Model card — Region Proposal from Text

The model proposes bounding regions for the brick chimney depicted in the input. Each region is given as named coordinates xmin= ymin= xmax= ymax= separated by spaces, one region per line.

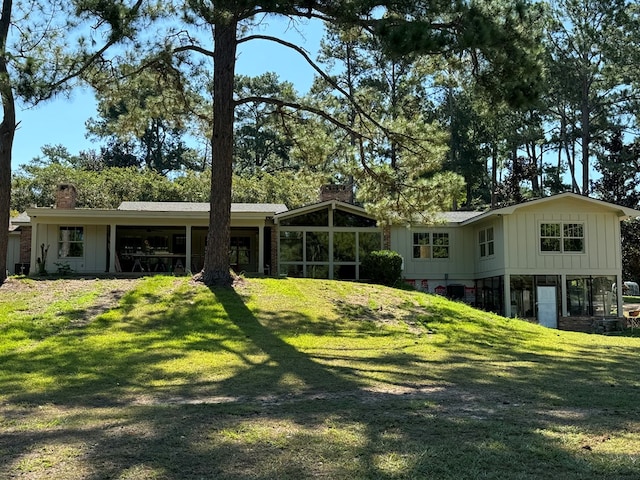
xmin=319 ymin=184 xmax=354 ymax=204
xmin=55 ymin=183 xmax=77 ymax=209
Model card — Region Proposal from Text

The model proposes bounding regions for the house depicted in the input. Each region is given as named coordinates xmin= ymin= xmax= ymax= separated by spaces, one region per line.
xmin=8 ymin=184 xmax=640 ymax=332
xmin=392 ymin=194 xmax=640 ymax=331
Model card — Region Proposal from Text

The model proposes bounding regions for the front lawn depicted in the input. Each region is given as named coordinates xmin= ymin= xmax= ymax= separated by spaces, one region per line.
xmin=1 ymin=276 xmax=639 ymax=479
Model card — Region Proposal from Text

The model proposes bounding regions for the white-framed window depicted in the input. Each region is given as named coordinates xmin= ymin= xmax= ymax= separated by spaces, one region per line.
xmin=412 ymin=232 xmax=449 ymax=259
xmin=479 ymin=227 xmax=494 ymax=258
xmin=540 ymin=222 xmax=584 ymax=253
xmin=59 ymin=226 xmax=84 ymax=258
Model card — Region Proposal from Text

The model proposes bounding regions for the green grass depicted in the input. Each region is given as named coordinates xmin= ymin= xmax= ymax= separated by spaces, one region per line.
xmin=1 ymin=276 xmax=640 ymax=479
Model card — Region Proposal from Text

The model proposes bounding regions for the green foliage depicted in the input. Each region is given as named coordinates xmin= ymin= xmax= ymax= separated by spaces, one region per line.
xmin=10 ymin=157 xmax=324 ymax=210
xmin=10 ymin=159 xmax=182 ymax=210
xmin=360 ymin=250 xmax=403 ymax=286
xmin=234 ymin=73 xmax=299 ymax=175
xmin=232 ymin=170 xmax=323 ymax=208
xmin=53 ymin=262 xmax=74 ymax=276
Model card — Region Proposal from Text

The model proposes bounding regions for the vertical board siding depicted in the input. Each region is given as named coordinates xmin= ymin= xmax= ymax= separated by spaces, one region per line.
xmin=503 ymin=208 xmax=620 ymax=273
xmin=40 ymin=224 xmax=107 ymax=273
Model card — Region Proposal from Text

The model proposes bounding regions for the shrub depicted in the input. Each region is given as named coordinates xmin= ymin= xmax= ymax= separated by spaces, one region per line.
xmin=361 ymin=250 xmax=403 ymax=286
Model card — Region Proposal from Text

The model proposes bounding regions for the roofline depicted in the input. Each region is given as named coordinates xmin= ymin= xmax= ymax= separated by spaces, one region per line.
xmin=24 ymin=207 xmax=278 ymax=222
xmin=460 ymin=193 xmax=640 ymax=225
xmin=273 ymin=200 xmax=372 ymax=223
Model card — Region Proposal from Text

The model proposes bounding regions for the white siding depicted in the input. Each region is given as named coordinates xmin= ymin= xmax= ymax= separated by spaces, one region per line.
xmin=502 ymin=199 xmax=621 ymax=274
xmin=393 ymin=225 xmax=475 ymax=283
xmin=37 ymin=224 xmax=108 ymax=274
xmin=6 ymin=234 xmax=21 ymax=275
xmin=473 ymin=219 xmax=505 ymax=277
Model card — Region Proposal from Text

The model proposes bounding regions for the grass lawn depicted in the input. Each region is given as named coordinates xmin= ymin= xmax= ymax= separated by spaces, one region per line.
xmin=1 ymin=276 xmax=640 ymax=479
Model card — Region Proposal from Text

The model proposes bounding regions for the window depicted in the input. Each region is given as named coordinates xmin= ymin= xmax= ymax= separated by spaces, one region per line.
xmin=59 ymin=226 xmax=84 ymax=258
xmin=230 ymin=236 xmax=251 ymax=268
xmin=412 ymin=232 xmax=449 ymax=259
xmin=279 ymin=209 xmax=328 ymax=227
xmin=540 ymin=222 xmax=584 ymax=253
xmin=333 ymin=210 xmax=377 ymax=227
xmin=433 ymin=233 xmax=450 ymax=258
xmin=479 ymin=227 xmax=494 ymax=258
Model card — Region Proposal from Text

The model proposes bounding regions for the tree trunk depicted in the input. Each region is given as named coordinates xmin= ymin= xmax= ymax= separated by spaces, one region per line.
xmin=0 ymin=0 xmax=15 ymax=285
xmin=581 ymin=78 xmax=590 ymax=196
xmin=197 ymin=15 xmax=238 ymax=286
xmin=490 ymin=143 xmax=497 ymax=208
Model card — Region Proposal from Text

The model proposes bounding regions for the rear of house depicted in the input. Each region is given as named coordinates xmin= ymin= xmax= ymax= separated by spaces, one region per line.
xmin=398 ymin=194 xmax=640 ymax=331
xmin=7 ymin=186 xmax=639 ymax=332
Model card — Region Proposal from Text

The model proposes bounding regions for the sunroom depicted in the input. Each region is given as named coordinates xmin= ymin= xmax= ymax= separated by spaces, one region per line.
xmin=274 ymin=200 xmax=383 ymax=280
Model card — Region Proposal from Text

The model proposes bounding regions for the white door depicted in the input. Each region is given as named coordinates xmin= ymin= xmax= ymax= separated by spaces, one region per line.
xmin=537 ymin=286 xmax=558 ymax=328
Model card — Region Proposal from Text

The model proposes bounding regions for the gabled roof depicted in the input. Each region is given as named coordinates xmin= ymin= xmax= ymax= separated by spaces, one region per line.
xmin=8 ymin=212 xmax=30 ymax=231
xmin=118 ymin=201 xmax=288 ymax=214
xmin=460 ymin=192 xmax=640 ymax=225
xmin=274 ymin=199 xmax=372 ymax=223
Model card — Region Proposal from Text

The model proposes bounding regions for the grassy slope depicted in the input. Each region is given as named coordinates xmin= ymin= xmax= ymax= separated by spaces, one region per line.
xmin=1 ymin=276 xmax=639 ymax=479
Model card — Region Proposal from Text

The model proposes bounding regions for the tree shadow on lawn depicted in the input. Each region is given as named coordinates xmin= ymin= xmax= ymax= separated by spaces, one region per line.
xmin=1 ymin=284 xmax=640 ymax=478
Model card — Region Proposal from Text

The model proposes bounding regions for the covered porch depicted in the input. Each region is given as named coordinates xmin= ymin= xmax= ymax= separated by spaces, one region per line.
xmin=25 ymin=202 xmax=285 ymax=277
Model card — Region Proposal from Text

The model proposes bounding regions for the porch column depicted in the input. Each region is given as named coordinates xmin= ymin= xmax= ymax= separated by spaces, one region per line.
xmin=185 ymin=225 xmax=192 ymax=273
xmin=560 ymin=274 xmax=567 ymax=317
xmin=109 ymin=224 xmax=117 ymax=273
xmin=616 ymin=272 xmax=624 ymax=319
xmin=504 ymin=274 xmax=512 ymax=318
xmin=258 ymin=225 xmax=264 ymax=275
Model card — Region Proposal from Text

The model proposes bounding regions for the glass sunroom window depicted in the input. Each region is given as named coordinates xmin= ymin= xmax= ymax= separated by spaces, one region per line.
xmin=280 ymin=231 xmax=303 ymax=262
xmin=333 ymin=232 xmax=356 ymax=262
xmin=306 ymin=232 xmax=329 ymax=262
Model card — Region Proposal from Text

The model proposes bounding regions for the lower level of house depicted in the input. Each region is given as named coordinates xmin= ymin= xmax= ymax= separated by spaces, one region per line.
xmin=402 ymin=273 xmax=620 ymax=333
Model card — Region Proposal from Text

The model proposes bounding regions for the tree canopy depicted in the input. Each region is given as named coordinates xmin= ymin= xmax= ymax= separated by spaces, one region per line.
xmin=10 ymin=1 xmax=640 ymax=284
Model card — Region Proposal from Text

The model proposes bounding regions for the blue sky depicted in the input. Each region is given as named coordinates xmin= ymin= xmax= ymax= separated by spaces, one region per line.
xmin=11 ymin=17 xmax=325 ymax=170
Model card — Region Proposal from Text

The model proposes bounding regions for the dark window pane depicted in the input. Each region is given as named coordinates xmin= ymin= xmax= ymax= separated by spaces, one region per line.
xmin=334 ymin=210 xmax=377 ymax=227
xmin=413 ymin=233 xmax=430 ymax=245
xmin=334 ymin=232 xmax=356 ymax=261
xmin=433 ymin=246 xmax=449 ymax=258
xmin=308 ymin=265 xmax=329 ymax=279
xmin=359 ymin=232 xmax=381 ymax=258
xmin=306 ymin=232 xmax=329 ymax=262
xmin=334 ymin=264 xmax=356 ymax=280
xmin=564 ymin=238 xmax=584 ymax=252
xmin=541 ymin=238 xmax=561 ymax=252
xmin=280 ymin=209 xmax=329 ymax=226
xmin=541 ymin=223 xmax=560 ymax=237
xmin=280 ymin=231 xmax=303 ymax=261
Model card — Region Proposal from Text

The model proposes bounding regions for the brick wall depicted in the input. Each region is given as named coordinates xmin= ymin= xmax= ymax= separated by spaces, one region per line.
xmin=558 ymin=316 xmax=594 ymax=333
xmin=559 ymin=316 xmax=624 ymax=333
xmin=319 ymin=184 xmax=353 ymax=204
xmin=268 ymin=219 xmax=278 ymax=276
xmin=55 ymin=184 xmax=77 ymax=209
xmin=19 ymin=226 xmax=31 ymax=263
xmin=383 ymin=226 xmax=391 ymax=250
